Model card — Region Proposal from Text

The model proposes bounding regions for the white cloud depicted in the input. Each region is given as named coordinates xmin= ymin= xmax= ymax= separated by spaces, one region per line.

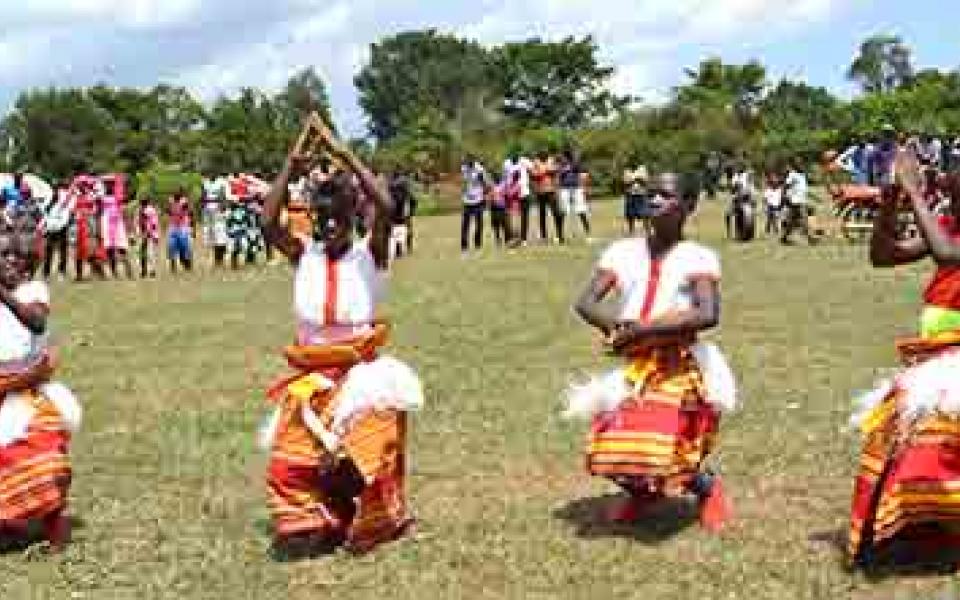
xmin=175 ymin=2 xmax=355 ymax=106
xmin=679 ymin=0 xmax=840 ymax=40
xmin=1 ymin=0 xmax=859 ymax=136
xmin=289 ymin=2 xmax=352 ymax=43
xmin=1 ymin=0 xmax=202 ymax=29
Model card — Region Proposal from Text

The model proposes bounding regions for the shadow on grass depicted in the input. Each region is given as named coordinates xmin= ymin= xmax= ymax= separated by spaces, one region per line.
xmin=268 ymin=538 xmax=341 ymax=563
xmin=0 ymin=515 xmax=87 ymax=554
xmin=858 ymin=541 xmax=960 ymax=582
xmin=809 ymin=528 xmax=960 ymax=581
xmin=554 ymin=494 xmax=696 ymax=543
xmin=254 ymin=517 xmax=342 ymax=564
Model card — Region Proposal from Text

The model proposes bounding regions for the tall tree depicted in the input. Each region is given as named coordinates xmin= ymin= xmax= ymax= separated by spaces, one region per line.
xmin=491 ymin=36 xmax=623 ymax=128
xmin=760 ymin=79 xmax=842 ymax=132
xmin=275 ymin=67 xmax=334 ymax=131
xmin=677 ymin=58 xmax=767 ymax=116
xmin=355 ymin=29 xmax=496 ymax=140
xmin=847 ymin=34 xmax=914 ymax=94
xmin=4 ymin=88 xmax=116 ymax=179
xmin=86 ymin=84 xmax=205 ymax=173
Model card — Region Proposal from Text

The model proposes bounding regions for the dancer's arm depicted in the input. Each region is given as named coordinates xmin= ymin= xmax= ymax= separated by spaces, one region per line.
xmin=264 ymin=144 xmax=312 ymax=263
xmin=869 ymin=186 xmax=926 ymax=267
xmin=606 ymin=278 xmax=720 ymax=352
xmin=574 ymin=270 xmax=619 ymax=336
xmin=0 ymin=287 xmax=47 ymax=335
xmin=325 ymin=135 xmax=393 ymax=270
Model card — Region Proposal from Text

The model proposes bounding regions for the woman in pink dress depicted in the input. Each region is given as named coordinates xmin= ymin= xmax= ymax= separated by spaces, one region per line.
xmin=100 ymin=192 xmax=132 ymax=279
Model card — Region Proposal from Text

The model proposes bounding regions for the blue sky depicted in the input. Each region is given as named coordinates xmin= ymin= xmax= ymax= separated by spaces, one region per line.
xmin=0 ymin=0 xmax=955 ymax=137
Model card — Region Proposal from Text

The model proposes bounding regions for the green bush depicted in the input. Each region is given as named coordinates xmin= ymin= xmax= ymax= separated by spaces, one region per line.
xmin=133 ymin=163 xmax=202 ymax=210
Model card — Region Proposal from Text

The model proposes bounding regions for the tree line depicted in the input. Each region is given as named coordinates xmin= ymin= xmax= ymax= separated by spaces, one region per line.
xmin=2 ymin=31 xmax=959 ymax=199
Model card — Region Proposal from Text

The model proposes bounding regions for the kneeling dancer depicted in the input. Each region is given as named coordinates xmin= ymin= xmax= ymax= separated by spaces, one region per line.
xmin=849 ymin=163 xmax=960 ymax=565
xmin=260 ymin=115 xmax=423 ymax=555
xmin=0 ymin=224 xmax=80 ymax=550
xmin=565 ymin=173 xmax=736 ymax=531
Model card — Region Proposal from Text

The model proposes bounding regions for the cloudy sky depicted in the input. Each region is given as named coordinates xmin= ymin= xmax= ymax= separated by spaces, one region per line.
xmin=0 ymin=0 xmax=955 ymax=136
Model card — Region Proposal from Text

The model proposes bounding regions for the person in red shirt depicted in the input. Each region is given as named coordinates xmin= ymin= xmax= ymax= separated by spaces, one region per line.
xmin=229 ymin=173 xmax=250 ymax=203
xmin=167 ymin=188 xmax=194 ymax=273
xmin=71 ymin=178 xmax=106 ymax=282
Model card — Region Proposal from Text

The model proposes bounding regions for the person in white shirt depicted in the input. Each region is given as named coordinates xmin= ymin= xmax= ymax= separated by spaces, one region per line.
xmin=461 ymin=156 xmax=488 ymax=252
xmin=201 ymin=175 xmax=228 ymax=248
xmin=762 ymin=172 xmax=783 ymax=236
xmin=40 ymin=182 xmax=75 ymax=280
xmin=925 ymin=135 xmax=943 ymax=169
xmin=781 ymin=161 xmax=816 ymax=245
xmin=726 ymin=165 xmax=753 ymax=239
xmin=503 ymin=154 xmax=534 ymax=245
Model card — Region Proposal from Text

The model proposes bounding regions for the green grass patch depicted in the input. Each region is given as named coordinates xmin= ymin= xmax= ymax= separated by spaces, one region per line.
xmin=2 ymin=197 xmax=956 ymax=599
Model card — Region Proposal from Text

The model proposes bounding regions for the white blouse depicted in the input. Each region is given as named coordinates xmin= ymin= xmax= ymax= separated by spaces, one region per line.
xmin=597 ymin=238 xmax=720 ymax=323
xmin=294 ymin=240 xmax=385 ymax=345
xmin=0 ymin=281 xmax=49 ymax=367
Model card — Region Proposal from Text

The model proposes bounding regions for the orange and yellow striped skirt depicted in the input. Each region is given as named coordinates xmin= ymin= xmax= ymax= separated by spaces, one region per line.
xmin=0 ymin=389 xmax=72 ymax=523
xmin=266 ymin=360 xmax=411 ymax=552
xmin=849 ymin=392 xmax=960 ymax=560
xmin=586 ymin=346 xmax=720 ymax=496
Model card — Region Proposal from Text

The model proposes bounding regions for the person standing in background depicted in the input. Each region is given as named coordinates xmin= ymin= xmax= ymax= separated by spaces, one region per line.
xmin=388 ymin=170 xmax=416 ymax=258
xmin=40 ymin=182 xmax=74 ymax=281
xmin=72 ymin=178 xmax=105 ymax=282
xmin=137 ymin=198 xmax=161 ymax=278
xmin=762 ymin=172 xmax=783 ymax=237
xmin=226 ymin=196 xmax=258 ymax=269
xmin=503 ymin=153 xmax=534 ymax=245
xmin=461 ymin=156 xmax=487 ymax=253
xmin=623 ymin=163 xmax=650 ymax=235
xmin=211 ymin=199 xmax=229 ymax=268
xmin=780 ymin=160 xmax=816 ymax=245
xmin=491 ymin=171 xmax=520 ymax=248
xmin=228 ymin=173 xmax=250 ymax=206
xmin=489 ymin=174 xmax=510 ymax=247
xmin=201 ymin=175 xmax=227 ymax=254
xmin=558 ymin=150 xmax=591 ymax=243
xmin=99 ymin=183 xmax=133 ymax=280
xmin=532 ymin=152 xmax=563 ymax=244
xmin=167 ymin=188 xmax=194 ymax=273
xmin=872 ymin=125 xmax=899 ymax=186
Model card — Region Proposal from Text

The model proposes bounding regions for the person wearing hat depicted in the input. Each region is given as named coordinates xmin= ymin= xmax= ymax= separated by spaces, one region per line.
xmin=563 ymin=172 xmax=736 ymax=532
